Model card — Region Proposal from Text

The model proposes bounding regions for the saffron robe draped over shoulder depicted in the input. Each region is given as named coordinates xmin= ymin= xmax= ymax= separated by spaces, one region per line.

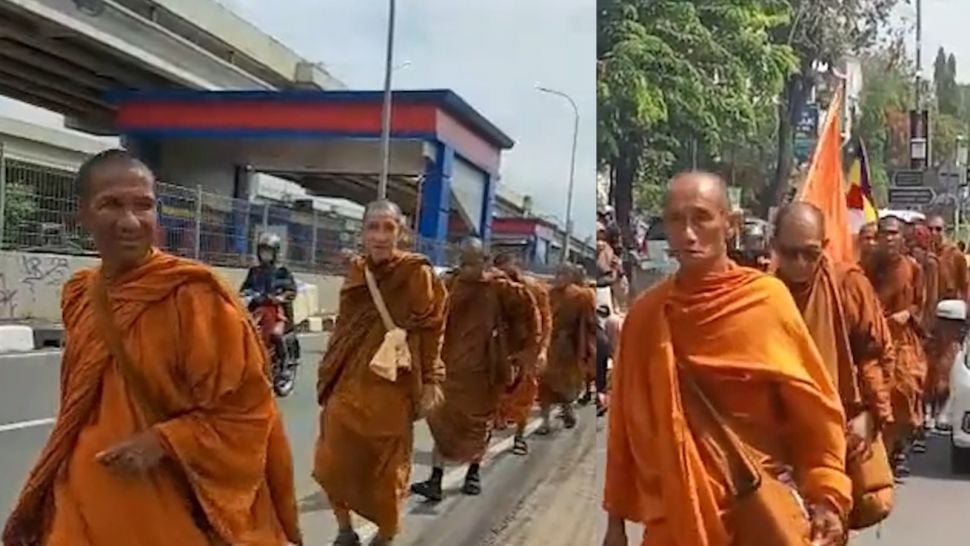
xmin=864 ymin=256 xmax=927 ymax=438
xmin=538 ymin=284 xmax=596 ymax=405
xmin=313 ymin=252 xmax=446 ymax=535
xmin=937 ymin=242 xmax=969 ymax=301
xmin=782 ymin=258 xmax=894 ymax=426
xmin=604 ymin=264 xmax=850 ymax=546
xmin=428 ymin=271 xmax=539 ymax=462
xmin=496 ymin=275 xmax=551 ymax=426
xmin=3 ymin=250 xmax=301 ymax=546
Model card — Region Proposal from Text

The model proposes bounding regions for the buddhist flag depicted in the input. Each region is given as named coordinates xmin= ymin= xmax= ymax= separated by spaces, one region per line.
xmin=845 ymin=139 xmax=879 ymax=233
xmin=797 ymin=87 xmax=855 ymax=264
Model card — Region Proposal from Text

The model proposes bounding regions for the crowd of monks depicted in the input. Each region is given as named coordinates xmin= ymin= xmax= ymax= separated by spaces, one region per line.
xmin=603 ymin=170 xmax=969 ymax=546
xmin=1 ymin=149 xmax=597 ymax=546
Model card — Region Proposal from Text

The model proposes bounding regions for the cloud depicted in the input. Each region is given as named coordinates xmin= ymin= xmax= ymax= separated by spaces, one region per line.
xmin=229 ymin=0 xmax=596 ymax=236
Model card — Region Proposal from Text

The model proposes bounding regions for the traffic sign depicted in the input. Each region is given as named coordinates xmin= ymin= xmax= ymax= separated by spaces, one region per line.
xmin=893 ymin=170 xmax=925 ymax=187
xmin=888 ymin=187 xmax=935 ymax=206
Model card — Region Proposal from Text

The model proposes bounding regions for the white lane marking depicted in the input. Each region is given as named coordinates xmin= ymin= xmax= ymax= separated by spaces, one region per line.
xmin=357 ymin=417 xmax=544 ymax=541
xmin=0 ymin=417 xmax=55 ymax=433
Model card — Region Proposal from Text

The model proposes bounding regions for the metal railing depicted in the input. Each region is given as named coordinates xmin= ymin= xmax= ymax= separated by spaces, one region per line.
xmin=0 ymin=152 xmax=562 ymax=276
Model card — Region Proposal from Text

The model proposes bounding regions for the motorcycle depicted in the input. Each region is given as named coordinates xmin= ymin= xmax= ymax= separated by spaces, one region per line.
xmin=240 ymin=288 xmax=300 ymax=397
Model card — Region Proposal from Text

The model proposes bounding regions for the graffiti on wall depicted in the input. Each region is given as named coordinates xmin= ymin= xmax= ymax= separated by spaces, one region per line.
xmin=0 ymin=255 xmax=72 ymax=319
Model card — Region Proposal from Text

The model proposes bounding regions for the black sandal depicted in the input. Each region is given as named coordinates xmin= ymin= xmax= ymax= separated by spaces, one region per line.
xmin=333 ymin=529 xmax=361 ymax=546
xmin=512 ymin=436 xmax=528 ymax=455
xmin=462 ymin=471 xmax=482 ymax=495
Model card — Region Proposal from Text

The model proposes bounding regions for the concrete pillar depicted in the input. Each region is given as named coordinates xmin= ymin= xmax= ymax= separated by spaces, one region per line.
xmin=480 ymin=171 xmax=497 ymax=250
xmin=418 ymin=143 xmax=453 ymax=265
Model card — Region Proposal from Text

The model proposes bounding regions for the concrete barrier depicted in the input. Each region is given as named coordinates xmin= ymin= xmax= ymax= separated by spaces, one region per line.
xmin=0 ymin=250 xmax=343 ymax=323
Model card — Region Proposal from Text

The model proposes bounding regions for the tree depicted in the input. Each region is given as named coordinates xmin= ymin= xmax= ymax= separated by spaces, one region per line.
xmin=598 ymin=0 xmax=795 ymax=243
xmin=765 ymin=0 xmax=901 ymax=214
xmin=934 ymin=47 xmax=960 ymax=116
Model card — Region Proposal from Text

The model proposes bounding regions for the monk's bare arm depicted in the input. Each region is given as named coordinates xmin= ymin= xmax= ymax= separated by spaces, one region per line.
xmin=911 ymin=260 xmax=925 ymax=323
xmin=409 ymin=265 xmax=447 ymax=386
xmin=536 ymin=286 xmax=553 ymax=351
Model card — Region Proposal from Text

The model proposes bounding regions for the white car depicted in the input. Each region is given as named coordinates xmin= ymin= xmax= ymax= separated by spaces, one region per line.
xmin=949 ymin=335 xmax=970 ymax=474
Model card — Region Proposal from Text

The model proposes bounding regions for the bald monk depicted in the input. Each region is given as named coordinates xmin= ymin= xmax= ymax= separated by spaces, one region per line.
xmin=928 ymin=214 xmax=969 ymax=302
xmin=410 ymin=240 xmax=539 ymax=501
xmin=773 ymin=203 xmax=895 ymax=528
xmin=536 ymin=264 xmax=596 ymax=434
xmin=314 ymin=200 xmax=447 ymax=546
xmin=603 ymin=172 xmax=849 ymax=546
xmin=493 ymin=252 xmax=552 ymax=455
xmin=863 ymin=216 xmax=927 ymax=478
xmin=3 ymin=150 xmax=301 ymax=546
xmin=857 ymin=222 xmax=878 ymax=264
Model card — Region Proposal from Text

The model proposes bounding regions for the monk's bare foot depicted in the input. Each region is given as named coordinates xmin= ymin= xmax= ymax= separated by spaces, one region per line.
xmin=461 ymin=465 xmax=482 ymax=495
xmin=410 ymin=477 xmax=443 ymax=502
xmin=333 ymin=528 xmax=361 ymax=546
xmin=561 ymin=405 xmax=577 ymax=429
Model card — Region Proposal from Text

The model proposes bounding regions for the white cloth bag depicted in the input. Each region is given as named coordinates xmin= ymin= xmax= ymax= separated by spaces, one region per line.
xmin=364 ymin=266 xmax=412 ymax=382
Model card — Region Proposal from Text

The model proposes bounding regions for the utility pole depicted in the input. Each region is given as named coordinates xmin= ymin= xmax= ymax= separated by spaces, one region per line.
xmin=536 ymin=86 xmax=579 ymax=264
xmin=377 ymin=0 xmax=396 ymax=200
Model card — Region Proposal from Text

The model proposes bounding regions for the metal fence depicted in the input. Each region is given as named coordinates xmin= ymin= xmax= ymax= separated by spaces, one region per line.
xmin=0 ymin=152 xmax=566 ymax=276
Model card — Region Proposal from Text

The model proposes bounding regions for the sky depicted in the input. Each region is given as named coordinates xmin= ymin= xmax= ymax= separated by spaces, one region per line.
xmin=899 ymin=0 xmax=970 ymax=82
xmin=0 ymin=0 xmax=596 ymax=238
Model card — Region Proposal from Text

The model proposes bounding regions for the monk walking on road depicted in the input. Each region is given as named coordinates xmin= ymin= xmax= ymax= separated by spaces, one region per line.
xmin=773 ymin=202 xmax=896 ymax=530
xmin=603 ymin=172 xmax=849 ymax=546
xmin=314 ymin=200 xmax=448 ymax=546
xmin=492 ymin=252 xmax=552 ymax=456
xmin=411 ymin=240 xmax=539 ymax=501
xmin=863 ymin=215 xmax=927 ymax=478
xmin=536 ymin=264 xmax=596 ymax=435
xmin=3 ymin=150 xmax=302 ymax=546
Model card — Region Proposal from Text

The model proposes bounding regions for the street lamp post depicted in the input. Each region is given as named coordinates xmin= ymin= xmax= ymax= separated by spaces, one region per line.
xmin=536 ymin=86 xmax=579 ymax=264
xmin=377 ymin=0 xmax=397 ymax=201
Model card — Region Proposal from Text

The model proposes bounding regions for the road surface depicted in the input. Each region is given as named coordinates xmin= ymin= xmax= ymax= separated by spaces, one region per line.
xmin=0 ymin=334 xmax=598 ymax=544
xmin=594 ymin=421 xmax=970 ymax=545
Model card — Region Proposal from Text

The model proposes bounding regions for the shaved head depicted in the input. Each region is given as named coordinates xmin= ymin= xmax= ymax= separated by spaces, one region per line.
xmin=662 ymin=170 xmax=734 ymax=275
xmin=774 ymin=202 xmax=825 ymax=240
xmin=876 ymin=215 xmax=905 ymax=258
xmin=457 ymin=237 xmax=487 ymax=279
xmin=773 ymin=202 xmax=826 ymax=283
xmin=665 ymin=171 xmax=731 ymax=213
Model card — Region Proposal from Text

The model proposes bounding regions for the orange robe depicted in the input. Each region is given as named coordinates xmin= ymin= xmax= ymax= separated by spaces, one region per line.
xmin=313 ymin=253 xmax=446 ymax=535
xmin=495 ymin=274 xmax=551 ymax=427
xmin=538 ymin=284 xmax=596 ymax=405
xmin=604 ymin=265 xmax=850 ymax=546
xmin=864 ymin=255 xmax=926 ymax=448
xmin=3 ymin=250 xmax=301 ymax=546
xmin=781 ymin=258 xmax=894 ymax=427
xmin=937 ymin=242 xmax=969 ymax=300
xmin=427 ymin=271 xmax=539 ymax=462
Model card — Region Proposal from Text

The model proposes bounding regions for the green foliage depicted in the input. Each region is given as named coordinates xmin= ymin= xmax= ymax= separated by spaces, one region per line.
xmin=2 ymin=181 xmax=38 ymax=243
xmin=598 ymin=0 xmax=797 ymax=231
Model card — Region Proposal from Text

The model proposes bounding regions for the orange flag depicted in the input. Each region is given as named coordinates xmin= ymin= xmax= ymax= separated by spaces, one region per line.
xmin=797 ymin=87 xmax=854 ymax=264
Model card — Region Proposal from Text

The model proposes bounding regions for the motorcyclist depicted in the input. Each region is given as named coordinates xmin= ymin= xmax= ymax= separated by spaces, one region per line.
xmin=241 ymin=233 xmax=300 ymax=362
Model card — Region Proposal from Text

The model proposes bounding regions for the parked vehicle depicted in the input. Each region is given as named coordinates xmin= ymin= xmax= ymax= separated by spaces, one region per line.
xmin=241 ymin=288 xmax=300 ymax=397
xmin=948 ymin=326 xmax=970 ymax=474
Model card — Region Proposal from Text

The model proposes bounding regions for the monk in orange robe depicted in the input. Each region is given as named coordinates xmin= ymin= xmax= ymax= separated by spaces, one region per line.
xmin=536 ymin=264 xmax=596 ymax=434
xmin=858 ymin=221 xmax=878 ymax=263
xmin=773 ymin=203 xmax=895 ymax=528
xmin=493 ymin=252 xmax=552 ymax=455
xmin=863 ymin=215 xmax=927 ymax=477
xmin=3 ymin=150 xmax=301 ymax=546
xmin=410 ymin=240 xmax=539 ymax=501
xmin=603 ymin=172 xmax=849 ymax=546
xmin=928 ymin=214 xmax=969 ymax=302
xmin=314 ymin=200 xmax=447 ymax=546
